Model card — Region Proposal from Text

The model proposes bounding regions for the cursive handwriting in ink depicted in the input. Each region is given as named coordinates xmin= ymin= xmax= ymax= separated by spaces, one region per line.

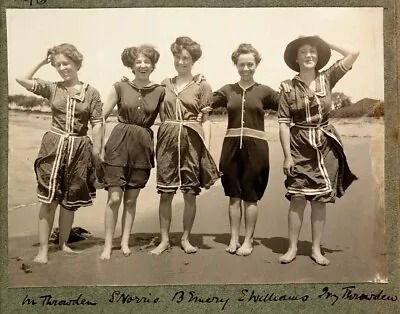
xmin=319 ymin=286 xmax=398 ymax=306
xmin=39 ymin=294 xmax=97 ymax=306
xmin=24 ymin=0 xmax=47 ymax=6
xmin=108 ymin=291 xmax=160 ymax=304
xmin=21 ymin=295 xmax=37 ymax=306
xmin=238 ymin=289 xmax=309 ymax=303
xmin=172 ymin=290 xmax=230 ymax=311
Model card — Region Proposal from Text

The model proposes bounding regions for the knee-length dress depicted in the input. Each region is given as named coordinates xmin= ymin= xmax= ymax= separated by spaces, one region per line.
xmin=156 ymin=74 xmax=220 ymax=195
xmin=278 ymin=59 xmax=357 ymax=203
xmin=30 ymin=78 xmax=103 ymax=211
xmin=212 ymin=83 xmax=279 ymax=202
xmin=104 ymin=77 xmax=165 ymax=188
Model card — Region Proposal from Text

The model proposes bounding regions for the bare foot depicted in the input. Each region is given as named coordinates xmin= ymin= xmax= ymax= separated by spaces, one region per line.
xmin=121 ymin=245 xmax=131 ymax=257
xmin=33 ymin=249 xmax=48 ymax=264
xmin=236 ymin=242 xmax=253 ymax=256
xmin=149 ymin=241 xmax=170 ymax=255
xmin=100 ymin=247 xmax=112 ymax=260
xmin=311 ymin=248 xmax=330 ymax=266
xmin=279 ymin=247 xmax=297 ymax=264
xmin=61 ymin=244 xmax=80 ymax=254
xmin=181 ymin=239 xmax=198 ymax=254
xmin=225 ymin=241 xmax=240 ymax=254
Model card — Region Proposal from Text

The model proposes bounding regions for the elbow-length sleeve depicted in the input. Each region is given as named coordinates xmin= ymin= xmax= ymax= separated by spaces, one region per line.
xmin=262 ymin=85 xmax=280 ymax=111
xmin=277 ymin=81 xmax=292 ymax=124
xmin=212 ymin=85 xmax=228 ymax=109
xmin=89 ymin=88 xmax=103 ymax=127
xmin=30 ymin=78 xmax=55 ymax=100
xmin=199 ymin=81 xmax=213 ymax=114
xmin=323 ymin=58 xmax=352 ymax=90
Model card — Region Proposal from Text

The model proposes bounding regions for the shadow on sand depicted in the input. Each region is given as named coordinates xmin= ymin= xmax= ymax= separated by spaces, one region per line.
xmin=27 ymin=231 xmax=342 ymax=257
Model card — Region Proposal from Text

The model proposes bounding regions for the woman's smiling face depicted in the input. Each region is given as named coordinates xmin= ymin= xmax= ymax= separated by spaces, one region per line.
xmin=132 ymin=53 xmax=154 ymax=81
xmin=53 ymin=53 xmax=79 ymax=82
xmin=296 ymin=44 xmax=319 ymax=71
xmin=236 ymin=53 xmax=257 ymax=81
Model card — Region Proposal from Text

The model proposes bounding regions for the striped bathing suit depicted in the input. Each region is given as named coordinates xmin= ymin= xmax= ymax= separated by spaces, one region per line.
xmin=30 ymin=79 xmax=103 ymax=210
xmin=278 ymin=59 xmax=357 ymax=203
xmin=156 ymin=74 xmax=220 ymax=195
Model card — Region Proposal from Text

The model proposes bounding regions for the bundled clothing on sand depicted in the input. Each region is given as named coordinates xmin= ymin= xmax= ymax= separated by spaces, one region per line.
xmin=103 ymin=77 xmax=165 ymax=189
xmin=156 ymin=74 xmax=220 ymax=195
xmin=30 ymin=78 xmax=103 ymax=210
xmin=212 ymin=83 xmax=279 ymax=202
xmin=278 ymin=59 xmax=357 ymax=203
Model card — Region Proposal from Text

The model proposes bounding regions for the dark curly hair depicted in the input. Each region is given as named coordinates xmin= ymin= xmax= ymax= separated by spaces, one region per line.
xmin=121 ymin=45 xmax=160 ymax=69
xmin=170 ymin=36 xmax=202 ymax=63
xmin=48 ymin=43 xmax=84 ymax=70
xmin=231 ymin=43 xmax=262 ymax=65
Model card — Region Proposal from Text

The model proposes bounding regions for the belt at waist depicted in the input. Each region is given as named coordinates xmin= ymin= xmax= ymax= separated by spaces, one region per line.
xmin=50 ymin=126 xmax=85 ymax=137
xmin=163 ymin=119 xmax=200 ymax=124
xmin=293 ymin=121 xmax=329 ymax=129
xmin=117 ymin=121 xmax=150 ymax=129
xmin=225 ymin=127 xmax=268 ymax=141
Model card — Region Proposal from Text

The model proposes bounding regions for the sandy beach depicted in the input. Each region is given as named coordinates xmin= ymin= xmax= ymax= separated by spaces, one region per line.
xmin=8 ymin=112 xmax=386 ymax=286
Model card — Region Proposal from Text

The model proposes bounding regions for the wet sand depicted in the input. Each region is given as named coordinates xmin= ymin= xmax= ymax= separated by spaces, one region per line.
xmin=8 ymin=112 xmax=386 ymax=286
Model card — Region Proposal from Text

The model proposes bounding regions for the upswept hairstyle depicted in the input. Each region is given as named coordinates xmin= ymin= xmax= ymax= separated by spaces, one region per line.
xmin=47 ymin=43 xmax=84 ymax=70
xmin=121 ymin=45 xmax=160 ymax=69
xmin=170 ymin=36 xmax=202 ymax=63
xmin=231 ymin=43 xmax=262 ymax=65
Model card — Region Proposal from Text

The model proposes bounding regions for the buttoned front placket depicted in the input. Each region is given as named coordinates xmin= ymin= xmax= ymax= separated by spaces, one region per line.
xmin=238 ymin=83 xmax=255 ymax=149
xmin=137 ymin=88 xmax=142 ymax=110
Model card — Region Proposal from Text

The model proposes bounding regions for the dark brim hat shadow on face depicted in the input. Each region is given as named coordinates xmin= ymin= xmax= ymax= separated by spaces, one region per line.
xmin=284 ymin=36 xmax=331 ymax=72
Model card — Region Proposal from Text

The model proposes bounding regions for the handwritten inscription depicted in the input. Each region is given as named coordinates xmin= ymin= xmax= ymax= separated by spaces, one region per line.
xmin=24 ymin=0 xmax=47 ymax=6
xmin=22 ymin=294 xmax=97 ymax=306
xmin=318 ymin=286 xmax=398 ymax=306
xmin=20 ymin=286 xmax=398 ymax=310
xmin=108 ymin=291 xmax=160 ymax=304
xmin=239 ymin=289 xmax=309 ymax=303
xmin=172 ymin=290 xmax=230 ymax=311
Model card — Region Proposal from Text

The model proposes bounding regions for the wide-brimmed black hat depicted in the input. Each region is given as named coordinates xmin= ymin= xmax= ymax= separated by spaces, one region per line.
xmin=284 ymin=36 xmax=331 ymax=72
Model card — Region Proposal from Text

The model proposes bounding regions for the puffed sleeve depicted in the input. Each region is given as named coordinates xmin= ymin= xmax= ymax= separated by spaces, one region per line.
xmin=322 ymin=58 xmax=352 ymax=90
xmin=277 ymin=81 xmax=292 ymax=124
xmin=199 ymin=81 xmax=213 ymax=114
xmin=89 ymin=88 xmax=103 ymax=127
xmin=30 ymin=78 xmax=55 ymax=100
xmin=212 ymin=85 xmax=228 ymax=109
xmin=262 ymin=85 xmax=280 ymax=111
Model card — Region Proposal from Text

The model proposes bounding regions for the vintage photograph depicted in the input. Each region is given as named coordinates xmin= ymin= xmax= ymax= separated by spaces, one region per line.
xmin=6 ymin=7 xmax=386 ymax=287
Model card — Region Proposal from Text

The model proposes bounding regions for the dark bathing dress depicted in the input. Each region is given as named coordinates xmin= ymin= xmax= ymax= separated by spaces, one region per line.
xmin=30 ymin=79 xmax=103 ymax=211
xmin=278 ymin=59 xmax=357 ymax=203
xmin=104 ymin=77 xmax=165 ymax=189
xmin=212 ymin=83 xmax=279 ymax=202
xmin=156 ymin=74 xmax=220 ymax=195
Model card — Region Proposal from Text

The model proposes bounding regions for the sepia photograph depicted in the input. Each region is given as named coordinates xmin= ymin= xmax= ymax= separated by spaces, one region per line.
xmin=6 ymin=7 xmax=386 ymax=288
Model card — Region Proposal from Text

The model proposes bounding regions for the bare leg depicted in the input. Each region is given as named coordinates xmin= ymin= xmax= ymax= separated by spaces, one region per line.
xmin=279 ymin=197 xmax=307 ymax=264
xmin=150 ymin=193 xmax=173 ymax=255
xmin=100 ymin=187 xmax=123 ymax=260
xmin=310 ymin=201 xmax=330 ymax=266
xmin=181 ymin=192 xmax=197 ymax=254
xmin=236 ymin=201 xmax=257 ymax=256
xmin=121 ymin=204 xmax=127 ymax=238
xmin=33 ymin=201 xmax=58 ymax=263
xmin=58 ymin=206 xmax=78 ymax=253
xmin=226 ymin=197 xmax=242 ymax=254
xmin=120 ymin=189 xmax=140 ymax=257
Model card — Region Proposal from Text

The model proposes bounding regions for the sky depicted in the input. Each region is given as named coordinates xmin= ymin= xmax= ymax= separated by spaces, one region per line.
xmin=6 ymin=7 xmax=384 ymax=103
